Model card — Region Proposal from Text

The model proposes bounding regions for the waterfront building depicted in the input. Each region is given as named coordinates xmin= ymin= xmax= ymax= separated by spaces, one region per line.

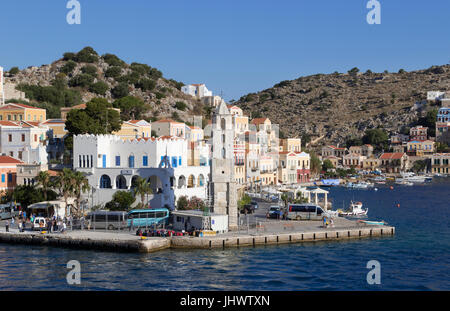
xmin=229 ymin=105 xmax=249 ymax=136
xmin=41 ymin=119 xmax=67 ymax=165
xmin=362 ymin=157 xmax=380 ymax=171
xmin=152 ymin=119 xmax=186 ymax=139
xmin=295 ymin=152 xmax=310 ymax=183
xmin=0 ymin=120 xmax=48 ymax=165
xmin=427 ymin=91 xmax=446 ymax=102
xmin=390 ymin=133 xmax=410 ymax=145
xmin=343 ymin=153 xmax=366 ymax=169
xmin=0 ymin=103 xmax=46 ymax=122
xmin=181 ymin=84 xmax=212 ymax=98
xmin=436 ymin=107 xmax=450 ymax=144
xmin=209 ymin=101 xmax=238 ymax=230
xmin=277 ymin=151 xmax=298 ymax=185
xmin=259 ymin=155 xmax=277 ymax=186
xmin=73 ymin=134 xmax=209 ymax=209
xmin=281 ymin=138 xmax=302 ymax=153
xmin=406 ymin=140 xmax=435 ymax=156
xmin=431 ymin=153 xmax=450 ymax=175
xmin=0 ymin=155 xmax=23 ymax=193
xmin=348 ymin=144 xmax=373 ymax=157
xmin=323 ymin=156 xmax=339 ymax=169
xmin=233 ymin=139 xmax=246 ymax=184
xmin=113 ymin=120 xmax=152 ymax=140
xmin=185 ymin=125 xmax=204 ymax=142
xmin=379 ymin=152 xmax=409 ymax=173
xmin=321 ymin=145 xmax=346 ymax=158
xmin=410 ymin=126 xmax=428 ymax=141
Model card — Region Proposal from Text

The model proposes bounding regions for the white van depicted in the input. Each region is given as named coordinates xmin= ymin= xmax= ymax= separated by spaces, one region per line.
xmin=32 ymin=217 xmax=47 ymax=231
xmin=287 ymin=204 xmax=330 ymax=221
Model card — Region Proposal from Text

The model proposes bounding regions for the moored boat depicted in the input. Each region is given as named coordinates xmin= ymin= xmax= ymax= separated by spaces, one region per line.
xmin=338 ymin=201 xmax=368 ymax=217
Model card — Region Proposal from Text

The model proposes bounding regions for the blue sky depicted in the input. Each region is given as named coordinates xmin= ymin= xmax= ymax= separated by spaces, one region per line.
xmin=1 ymin=0 xmax=449 ymax=101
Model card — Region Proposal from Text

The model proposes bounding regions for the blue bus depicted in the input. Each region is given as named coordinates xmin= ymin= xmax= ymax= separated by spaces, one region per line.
xmin=127 ymin=208 xmax=169 ymax=228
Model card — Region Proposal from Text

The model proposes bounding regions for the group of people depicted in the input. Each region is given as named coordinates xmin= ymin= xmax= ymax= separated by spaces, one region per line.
xmin=323 ymin=215 xmax=334 ymax=228
xmin=4 ymin=212 xmax=71 ymax=234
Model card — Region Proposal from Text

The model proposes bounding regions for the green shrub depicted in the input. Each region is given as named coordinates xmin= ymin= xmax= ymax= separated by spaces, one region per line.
xmin=105 ymin=66 xmax=122 ymax=78
xmin=175 ymin=101 xmax=187 ymax=111
xmin=149 ymin=68 xmax=163 ymax=79
xmin=135 ymin=78 xmax=156 ymax=91
xmin=81 ymin=65 xmax=98 ymax=77
xmin=75 ymin=47 xmax=98 ymax=63
xmin=60 ymin=61 xmax=77 ymax=75
xmin=9 ymin=67 xmax=19 ymax=75
xmin=130 ymin=62 xmax=150 ymax=76
xmin=117 ymin=72 xmax=140 ymax=85
xmin=68 ymin=74 xmax=95 ymax=88
xmin=89 ymin=81 xmax=109 ymax=95
xmin=63 ymin=52 xmax=76 ymax=61
xmin=111 ymin=83 xmax=129 ymax=98
xmin=102 ymin=53 xmax=125 ymax=67
xmin=155 ymin=92 xmax=165 ymax=99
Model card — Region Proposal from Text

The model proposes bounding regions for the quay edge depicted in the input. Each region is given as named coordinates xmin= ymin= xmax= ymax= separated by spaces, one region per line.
xmin=0 ymin=226 xmax=395 ymax=253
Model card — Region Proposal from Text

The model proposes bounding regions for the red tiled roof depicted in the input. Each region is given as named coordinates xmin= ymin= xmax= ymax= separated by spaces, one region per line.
xmin=379 ymin=153 xmax=405 ymax=160
xmin=0 ymin=121 xmax=20 ymax=127
xmin=0 ymin=156 xmax=23 ymax=164
xmin=0 ymin=103 xmax=45 ymax=110
xmin=251 ymin=118 xmax=268 ymax=125
xmin=328 ymin=145 xmax=346 ymax=150
xmin=153 ymin=119 xmax=184 ymax=124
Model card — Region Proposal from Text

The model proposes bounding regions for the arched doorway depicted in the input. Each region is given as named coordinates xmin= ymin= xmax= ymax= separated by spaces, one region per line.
xmin=130 ymin=175 xmax=140 ymax=189
xmin=99 ymin=175 xmax=112 ymax=189
xmin=116 ymin=175 xmax=127 ymax=189
xmin=178 ymin=175 xmax=186 ymax=189
xmin=198 ymin=174 xmax=205 ymax=187
xmin=187 ymin=175 xmax=195 ymax=188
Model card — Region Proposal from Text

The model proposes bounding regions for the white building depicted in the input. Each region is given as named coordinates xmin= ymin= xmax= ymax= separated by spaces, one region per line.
xmin=181 ymin=84 xmax=213 ymax=98
xmin=73 ymin=134 xmax=210 ymax=209
xmin=0 ymin=120 xmax=48 ymax=166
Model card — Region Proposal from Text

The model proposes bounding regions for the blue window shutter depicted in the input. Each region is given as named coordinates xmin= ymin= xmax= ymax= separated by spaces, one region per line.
xmin=102 ymin=155 xmax=106 ymax=168
xmin=179 ymin=157 xmax=182 ymax=165
xmin=161 ymin=156 xmax=164 ymax=167
xmin=115 ymin=156 xmax=120 ymax=166
xmin=8 ymin=174 xmax=12 ymax=182
xmin=1 ymin=174 xmax=5 ymax=183
xmin=143 ymin=156 xmax=148 ymax=166
xmin=172 ymin=156 xmax=177 ymax=168
xmin=129 ymin=156 xmax=135 ymax=168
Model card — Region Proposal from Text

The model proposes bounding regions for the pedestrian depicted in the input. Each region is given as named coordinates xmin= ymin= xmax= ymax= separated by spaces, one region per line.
xmin=5 ymin=220 xmax=10 ymax=232
xmin=18 ymin=220 xmax=23 ymax=233
xmin=330 ymin=218 xmax=335 ymax=228
xmin=11 ymin=217 xmax=15 ymax=227
xmin=129 ymin=218 xmax=134 ymax=232
xmin=323 ymin=216 xmax=328 ymax=228
xmin=61 ymin=222 xmax=67 ymax=234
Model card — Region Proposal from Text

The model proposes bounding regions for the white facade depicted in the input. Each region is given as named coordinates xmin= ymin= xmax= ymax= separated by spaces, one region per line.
xmin=427 ymin=91 xmax=446 ymax=101
xmin=0 ymin=121 xmax=48 ymax=165
xmin=73 ymin=134 xmax=210 ymax=209
xmin=181 ymin=84 xmax=213 ymax=98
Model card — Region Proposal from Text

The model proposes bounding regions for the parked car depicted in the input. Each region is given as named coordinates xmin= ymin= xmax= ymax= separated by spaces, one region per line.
xmin=266 ymin=206 xmax=284 ymax=219
xmin=250 ymin=201 xmax=258 ymax=210
xmin=287 ymin=204 xmax=330 ymax=221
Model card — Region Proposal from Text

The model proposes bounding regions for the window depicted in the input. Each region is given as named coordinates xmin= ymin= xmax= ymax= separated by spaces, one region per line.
xmin=8 ymin=134 xmax=12 ymax=142
xmin=7 ymin=174 xmax=12 ymax=182
xmin=34 ymin=134 xmax=37 ymax=142
xmin=1 ymin=174 xmax=4 ymax=183
xmin=179 ymin=157 xmax=182 ymax=166
xmin=115 ymin=156 xmax=121 ymax=166
xmin=21 ymin=134 xmax=25 ymax=142
xmin=129 ymin=155 xmax=135 ymax=168
xmin=18 ymin=151 xmax=22 ymax=160
xmin=143 ymin=155 xmax=148 ymax=167
xmin=9 ymin=151 xmax=13 ymax=157
xmin=172 ymin=156 xmax=177 ymax=168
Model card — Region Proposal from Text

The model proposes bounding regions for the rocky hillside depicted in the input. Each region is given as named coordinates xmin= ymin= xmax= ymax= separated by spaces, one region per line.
xmin=236 ymin=65 xmax=450 ymax=147
xmin=3 ymin=47 xmax=203 ymax=122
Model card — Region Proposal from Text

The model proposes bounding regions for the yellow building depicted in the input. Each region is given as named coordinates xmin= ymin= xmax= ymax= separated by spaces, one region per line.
xmin=0 ymin=103 xmax=46 ymax=122
xmin=281 ymin=138 xmax=301 ymax=153
xmin=260 ymin=156 xmax=277 ymax=185
xmin=431 ymin=153 xmax=450 ymax=175
xmin=41 ymin=119 xmax=67 ymax=139
xmin=113 ymin=120 xmax=152 ymax=140
xmin=362 ymin=158 xmax=380 ymax=171
xmin=406 ymin=140 xmax=435 ymax=156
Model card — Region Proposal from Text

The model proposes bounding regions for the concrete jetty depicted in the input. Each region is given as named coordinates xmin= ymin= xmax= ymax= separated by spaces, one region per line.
xmin=0 ymin=222 xmax=395 ymax=253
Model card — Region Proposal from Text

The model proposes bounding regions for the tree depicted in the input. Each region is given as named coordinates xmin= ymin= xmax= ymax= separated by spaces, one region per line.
xmin=322 ymin=159 xmax=334 ymax=172
xmin=308 ymin=150 xmax=322 ymax=176
xmin=89 ymin=81 xmax=109 ymax=95
xmin=280 ymin=193 xmax=290 ymax=209
xmin=177 ymin=196 xmax=189 ymax=210
xmin=102 ymin=53 xmax=125 ymax=67
xmin=175 ymin=101 xmax=187 ymax=111
xmin=81 ymin=65 xmax=98 ymax=77
xmin=348 ymin=67 xmax=360 ymax=76
xmin=36 ymin=171 xmax=52 ymax=203
xmin=111 ymin=82 xmax=130 ymax=98
xmin=8 ymin=185 xmax=57 ymax=208
xmin=113 ymin=96 xmax=149 ymax=120
xmin=238 ymin=194 xmax=251 ymax=211
xmin=187 ymin=197 xmax=206 ymax=210
xmin=55 ymin=169 xmax=75 ymax=215
xmin=72 ymin=171 xmax=90 ymax=216
xmin=412 ymin=160 xmax=427 ymax=173
xmin=105 ymin=66 xmax=122 ymax=78
xmin=416 ymin=109 xmax=438 ymax=137
xmin=106 ymin=191 xmax=135 ymax=211
xmin=74 ymin=46 xmax=98 ymax=63
xmin=133 ymin=177 xmax=152 ymax=208
xmin=69 ymin=74 xmax=95 ymax=88
xmin=65 ymin=98 xmax=123 ymax=136
xmin=362 ymin=129 xmax=389 ymax=151
xmin=135 ymin=78 xmax=156 ymax=91
xmin=9 ymin=67 xmax=19 ymax=75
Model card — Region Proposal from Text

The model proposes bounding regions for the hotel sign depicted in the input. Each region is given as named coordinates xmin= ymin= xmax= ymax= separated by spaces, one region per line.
xmin=121 ymin=170 xmax=133 ymax=175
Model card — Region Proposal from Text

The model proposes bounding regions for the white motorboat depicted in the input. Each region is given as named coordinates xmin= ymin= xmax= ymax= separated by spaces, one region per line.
xmin=346 ymin=181 xmax=373 ymax=189
xmin=337 ymin=201 xmax=368 ymax=217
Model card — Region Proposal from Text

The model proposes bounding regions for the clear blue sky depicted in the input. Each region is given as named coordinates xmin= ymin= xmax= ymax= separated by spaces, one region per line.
xmin=1 ymin=0 xmax=449 ymax=101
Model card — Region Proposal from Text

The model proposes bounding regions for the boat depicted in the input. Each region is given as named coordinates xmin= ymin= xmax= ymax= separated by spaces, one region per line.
xmin=357 ymin=220 xmax=387 ymax=226
xmin=395 ymin=180 xmax=413 ymax=186
xmin=337 ymin=201 xmax=368 ymax=217
xmin=346 ymin=181 xmax=373 ymax=189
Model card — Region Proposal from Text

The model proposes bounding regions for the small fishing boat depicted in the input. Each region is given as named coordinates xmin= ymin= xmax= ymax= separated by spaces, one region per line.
xmin=357 ymin=220 xmax=387 ymax=226
xmin=346 ymin=182 xmax=373 ymax=189
xmin=338 ymin=201 xmax=368 ymax=217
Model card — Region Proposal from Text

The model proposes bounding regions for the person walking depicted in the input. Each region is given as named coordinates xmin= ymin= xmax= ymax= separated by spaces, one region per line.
xmin=5 ymin=220 xmax=10 ymax=232
xmin=18 ymin=220 xmax=23 ymax=233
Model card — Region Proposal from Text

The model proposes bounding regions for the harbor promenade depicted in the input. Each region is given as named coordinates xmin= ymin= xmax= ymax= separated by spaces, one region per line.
xmin=0 ymin=218 xmax=395 ymax=253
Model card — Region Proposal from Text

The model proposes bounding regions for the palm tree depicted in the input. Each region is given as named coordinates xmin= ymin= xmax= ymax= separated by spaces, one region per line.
xmin=133 ymin=177 xmax=152 ymax=209
xmin=72 ymin=171 xmax=90 ymax=216
xmin=56 ymin=168 xmax=75 ymax=215
xmin=36 ymin=171 xmax=51 ymax=202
